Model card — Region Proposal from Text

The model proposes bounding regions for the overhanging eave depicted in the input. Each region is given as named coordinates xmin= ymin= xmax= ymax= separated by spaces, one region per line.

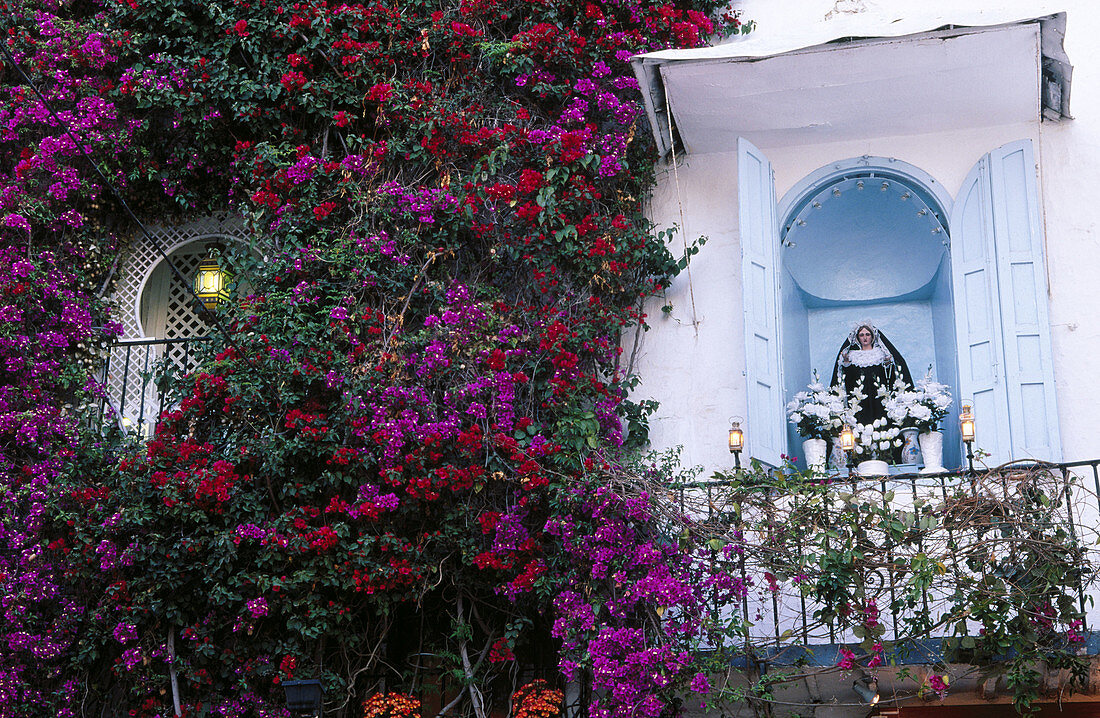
xmin=632 ymin=12 xmax=1071 ymax=158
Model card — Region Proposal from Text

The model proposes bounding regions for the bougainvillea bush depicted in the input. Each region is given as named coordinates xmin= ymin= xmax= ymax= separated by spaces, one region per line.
xmin=1 ymin=0 xmax=748 ymax=715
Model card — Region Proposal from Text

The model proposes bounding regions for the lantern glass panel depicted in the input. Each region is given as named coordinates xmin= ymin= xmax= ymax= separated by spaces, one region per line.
xmin=728 ymin=425 xmax=743 ymax=453
xmin=193 ymin=255 xmax=232 ymax=311
xmin=959 ymin=404 xmax=975 ymax=441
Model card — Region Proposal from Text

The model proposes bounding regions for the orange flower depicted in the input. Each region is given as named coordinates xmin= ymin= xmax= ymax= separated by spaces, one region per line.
xmin=362 ymin=692 xmax=421 ymax=718
xmin=511 ymin=680 xmax=563 ymax=718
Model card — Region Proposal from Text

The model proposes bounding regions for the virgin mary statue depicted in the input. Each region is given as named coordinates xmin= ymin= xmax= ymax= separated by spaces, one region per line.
xmin=829 ymin=321 xmax=913 ymax=427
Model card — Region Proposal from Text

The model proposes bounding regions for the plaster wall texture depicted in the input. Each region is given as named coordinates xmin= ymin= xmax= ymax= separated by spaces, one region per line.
xmin=632 ymin=0 xmax=1100 ymax=473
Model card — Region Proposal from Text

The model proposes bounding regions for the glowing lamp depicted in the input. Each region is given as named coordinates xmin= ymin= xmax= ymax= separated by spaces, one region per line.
xmin=960 ymin=402 xmax=976 ymax=473
xmin=839 ymin=425 xmax=856 ymax=452
xmin=728 ymin=418 xmax=744 ymax=453
xmin=193 ymin=246 xmax=232 ymax=312
xmin=728 ymin=417 xmax=744 ymax=469
xmin=959 ymin=403 xmax=976 ymax=442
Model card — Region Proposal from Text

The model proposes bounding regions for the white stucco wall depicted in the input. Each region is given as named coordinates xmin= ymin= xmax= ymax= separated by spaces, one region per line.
xmin=630 ymin=0 xmax=1100 ymax=473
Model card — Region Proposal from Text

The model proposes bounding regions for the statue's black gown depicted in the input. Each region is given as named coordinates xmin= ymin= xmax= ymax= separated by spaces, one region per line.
xmin=829 ymin=332 xmax=913 ymax=429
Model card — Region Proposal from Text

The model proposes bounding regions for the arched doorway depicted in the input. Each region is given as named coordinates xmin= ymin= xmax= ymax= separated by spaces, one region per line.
xmin=138 ymin=240 xmax=213 ymax=368
xmin=776 ymin=158 xmax=961 ymax=470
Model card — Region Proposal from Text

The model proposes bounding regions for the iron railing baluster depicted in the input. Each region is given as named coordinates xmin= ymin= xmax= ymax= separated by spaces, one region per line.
xmin=912 ymin=473 xmax=930 ymax=634
xmin=881 ymin=476 xmax=900 ymax=641
xmin=136 ymin=343 xmax=151 ymax=429
xmin=766 ymin=485 xmax=781 ymax=645
xmin=97 ymin=347 xmax=111 ymax=427
xmin=117 ymin=344 xmax=133 ymax=421
xmin=1060 ymin=466 xmax=1088 ymax=618
xmin=822 ymin=488 xmax=835 ymax=644
xmin=99 ymin=337 xmax=210 ymax=435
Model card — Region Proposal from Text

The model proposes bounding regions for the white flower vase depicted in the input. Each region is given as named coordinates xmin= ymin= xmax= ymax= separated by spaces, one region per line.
xmin=918 ymin=430 xmax=946 ymax=474
xmin=802 ymin=438 xmax=828 ymax=471
xmin=856 ymin=459 xmax=890 ymax=477
xmin=900 ymin=428 xmax=922 ymax=465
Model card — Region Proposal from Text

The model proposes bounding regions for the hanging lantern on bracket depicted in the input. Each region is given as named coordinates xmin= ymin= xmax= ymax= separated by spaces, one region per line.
xmin=193 ymin=244 xmax=233 ymax=313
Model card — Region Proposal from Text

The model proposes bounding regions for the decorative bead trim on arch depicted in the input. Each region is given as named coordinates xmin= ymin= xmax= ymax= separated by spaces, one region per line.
xmin=777 ymin=156 xmax=953 ymax=246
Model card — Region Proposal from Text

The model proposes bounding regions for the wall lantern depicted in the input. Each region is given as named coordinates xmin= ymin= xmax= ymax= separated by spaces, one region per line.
xmin=852 ymin=674 xmax=880 ymax=705
xmin=193 ymin=244 xmax=232 ymax=312
xmin=960 ymin=402 xmax=976 ymax=473
xmin=728 ymin=417 xmax=744 ymax=469
xmin=959 ymin=403 xmax=975 ymax=442
xmin=839 ymin=425 xmax=855 ymax=452
xmin=282 ymin=678 xmax=323 ymax=717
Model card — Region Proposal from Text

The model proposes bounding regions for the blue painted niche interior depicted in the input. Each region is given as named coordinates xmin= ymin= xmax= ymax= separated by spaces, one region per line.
xmin=779 ymin=175 xmax=961 ymax=469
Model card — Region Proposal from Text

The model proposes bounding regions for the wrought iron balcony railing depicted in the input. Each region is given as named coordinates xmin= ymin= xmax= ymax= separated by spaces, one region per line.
xmin=94 ymin=337 xmax=210 ymax=434
xmin=669 ymin=461 xmax=1100 ymax=664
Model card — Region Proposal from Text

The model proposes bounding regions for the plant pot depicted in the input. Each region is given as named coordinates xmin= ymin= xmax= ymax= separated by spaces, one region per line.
xmin=918 ymin=430 xmax=946 ymax=474
xmin=856 ymin=459 xmax=890 ymax=477
xmin=802 ymin=438 xmax=828 ymax=471
xmin=283 ymin=679 xmax=323 ymax=714
xmin=899 ymin=428 xmax=922 ymax=465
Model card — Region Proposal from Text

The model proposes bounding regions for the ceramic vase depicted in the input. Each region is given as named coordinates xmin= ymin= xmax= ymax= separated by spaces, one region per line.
xmin=802 ymin=438 xmax=828 ymax=471
xmin=900 ymin=428 xmax=922 ymax=465
xmin=918 ymin=430 xmax=946 ymax=474
xmin=829 ymin=442 xmax=846 ymax=471
xmin=856 ymin=459 xmax=890 ymax=477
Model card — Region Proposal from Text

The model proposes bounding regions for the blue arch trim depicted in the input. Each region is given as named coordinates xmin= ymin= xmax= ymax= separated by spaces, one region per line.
xmin=777 ymin=156 xmax=953 ymax=240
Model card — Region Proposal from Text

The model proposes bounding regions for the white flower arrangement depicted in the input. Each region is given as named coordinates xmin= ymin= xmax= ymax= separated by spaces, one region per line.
xmin=852 ymin=418 xmax=903 ymax=460
xmin=787 ymin=372 xmax=855 ymax=440
xmin=883 ymin=370 xmax=953 ymax=433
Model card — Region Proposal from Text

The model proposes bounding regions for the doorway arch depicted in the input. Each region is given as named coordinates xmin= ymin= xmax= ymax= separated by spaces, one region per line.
xmin=776 ymin=157 xmax=961 ymax=470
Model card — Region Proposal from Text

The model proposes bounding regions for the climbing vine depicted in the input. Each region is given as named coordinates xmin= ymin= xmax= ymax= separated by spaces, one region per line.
xmin=1 ymin=0 xmax=749 ymax=715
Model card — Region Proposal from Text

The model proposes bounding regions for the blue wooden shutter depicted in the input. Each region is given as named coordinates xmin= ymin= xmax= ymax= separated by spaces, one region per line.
xmin=987 ymin=140 xmax=1062 ymax=461
xmin=738 ymin=138 xmax=785 ymax=466
xmin=951 ymin=140 xmax=1061 ymax=464
xmin=951 ymin=155 xmax=1013 ymax=464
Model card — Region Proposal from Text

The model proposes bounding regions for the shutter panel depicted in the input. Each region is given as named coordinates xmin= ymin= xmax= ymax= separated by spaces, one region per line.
xmin=738 ymin=138 xmax=785 ymax=466
xmin=987 ymin=140 xmax=1062 ymax=461
xmin=951 ymin=156 xmax=1013 ymax=465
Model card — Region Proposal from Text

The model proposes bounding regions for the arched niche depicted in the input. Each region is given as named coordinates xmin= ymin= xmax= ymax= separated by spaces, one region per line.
xmin=777 ymin=157 xmax=961 ymax=470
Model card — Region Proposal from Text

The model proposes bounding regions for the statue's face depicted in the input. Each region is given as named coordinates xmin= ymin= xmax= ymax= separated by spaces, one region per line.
xmin=857 ymin=327 xmax=874 ymax=349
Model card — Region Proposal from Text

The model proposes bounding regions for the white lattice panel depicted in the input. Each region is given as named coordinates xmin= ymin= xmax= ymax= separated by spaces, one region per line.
xmin=103 ymin=213 xmax=244 ymax=430
xmin=152 ymin=245 xmax=208 ymax=362
xmin=113 ymin=212 xmax=244 ymax=338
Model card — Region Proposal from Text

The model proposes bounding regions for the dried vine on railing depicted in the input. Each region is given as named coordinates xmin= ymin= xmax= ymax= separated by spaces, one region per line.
xmin=612 ymin=458 xmax=1099 ymax=714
